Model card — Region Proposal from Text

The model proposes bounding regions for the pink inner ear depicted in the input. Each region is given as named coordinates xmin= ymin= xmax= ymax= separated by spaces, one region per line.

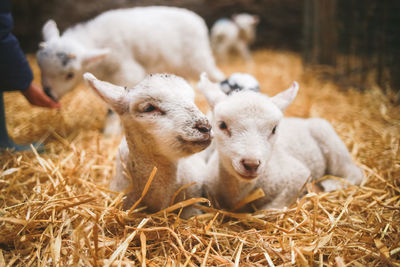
xmin=284 ymin=82 xmax=299 ymax=103
xmin=86 ymin=79 xmax=104 ymax=101
xmin=83 ymin=50 xmax=109 ymax=66
xmin=87 ymin=78 xmax=129 ymax=115
xmin=271 ymin=81 xmax=299 ymax=112
xmin=39 ymin=42 xmax=47 ymax=49
xmin=85 ymin=54 xmax=104 ymax=65
xmin=290 ymin=81 xmax=299 ymax=95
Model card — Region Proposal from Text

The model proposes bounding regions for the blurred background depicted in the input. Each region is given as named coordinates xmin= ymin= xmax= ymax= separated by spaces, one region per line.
xmin=12 ymin=0 xmax=400 ymax=97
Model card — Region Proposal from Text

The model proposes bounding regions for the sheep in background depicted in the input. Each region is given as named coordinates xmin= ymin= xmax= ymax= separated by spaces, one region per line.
xmin=37 ymin=6 xmax=225 ymax=101
xmin=37 ymin=6 xmax=225 ymax=133
xmin=84 ymin=73 xmax=212 ymax=218
xmin=211 ymin=13 xmax=259 ymax=63
xmin=198 ymin=74 xmax=364 ymax=212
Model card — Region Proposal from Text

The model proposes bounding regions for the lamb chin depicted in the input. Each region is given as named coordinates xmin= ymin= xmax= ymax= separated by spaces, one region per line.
xmin=176 ymin=136 xmax=211 ymax=154
xmin=234 ymin=170 xmax=258 ymax=181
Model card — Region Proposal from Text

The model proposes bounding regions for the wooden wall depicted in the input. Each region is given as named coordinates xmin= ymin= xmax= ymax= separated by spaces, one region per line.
xmin=302 ymin=0 xmax=400 ymax=94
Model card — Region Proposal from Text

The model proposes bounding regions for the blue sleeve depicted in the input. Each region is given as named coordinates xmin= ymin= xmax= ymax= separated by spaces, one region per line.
xmin=0 ymin=12 xmax=33 ymax=92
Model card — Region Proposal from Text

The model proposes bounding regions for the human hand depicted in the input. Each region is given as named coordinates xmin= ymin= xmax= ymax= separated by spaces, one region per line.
xmin=21 ymin=82 xmax=61 ymax=109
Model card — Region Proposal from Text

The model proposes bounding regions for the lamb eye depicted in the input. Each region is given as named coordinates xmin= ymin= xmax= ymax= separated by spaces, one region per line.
xmin=219 ymin=121 xmax=227 ymax=130
xmin=143 ymin=104 xmax=156 ymax=113
xmin=66 ymin=72 xmax=74 ymax=80
xmin=272 ymin=125 xmax=277 ymax=135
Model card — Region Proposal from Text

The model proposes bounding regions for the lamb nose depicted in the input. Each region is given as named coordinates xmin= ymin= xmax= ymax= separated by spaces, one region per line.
xmin=44 ymin=87 xmax=57 ymax=102
xmin=195 ymin=122 xmax=211 ymax=133
xmin=44 ymin=87 xmax=51 ymax=96
xmin=242 ymin=159 xmax=260 ymax=172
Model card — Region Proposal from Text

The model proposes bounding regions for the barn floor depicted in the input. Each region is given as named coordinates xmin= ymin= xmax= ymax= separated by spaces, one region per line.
xmin=0 ymin=50 xmax=399 ymax=266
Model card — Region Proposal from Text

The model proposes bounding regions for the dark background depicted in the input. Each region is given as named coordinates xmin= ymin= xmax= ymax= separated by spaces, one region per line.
xmin=11 ymin=0 xmax=400 ymax=94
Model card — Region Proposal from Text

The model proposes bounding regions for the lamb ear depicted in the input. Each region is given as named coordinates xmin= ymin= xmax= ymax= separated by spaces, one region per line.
xmin=42 ymin=20 xmax=60 ymax=41
xmin=271 ymin=81 xmax=299 ymax=112
xmin=82 ymin=49 xmax=110 ymax=66
xmin=197 ymin=72 xmax=226 ymax=110
xmin=252 ymin=15 xmax=260 ymax=24
xmin=232 ymin=14 xmax=239 ymax=21
xmin=39 ymin=42 xmax=47 ymax=49
xmin=83 ymin=72 xmax=128 ymax=114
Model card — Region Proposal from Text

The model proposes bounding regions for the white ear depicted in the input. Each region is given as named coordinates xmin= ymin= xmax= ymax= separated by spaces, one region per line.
xmin=232 ymin=14 xmax=239 ymax=22
xmin=83 ymin=72 xmax=128 ymax=114
xmin=197 ymin=72 xmax=227 ymax=110
xmin=39 ymin=42 xmax=47 ymax=49
xmin=82 ymin=49 xmax=110 ymax=66
xmin=252 ymin=15 xmax=260 ymax=24
xmin=42 ymin=20 xmax=60 ymax=41
xmin=271 ymin=81 xmax=299 ymax=112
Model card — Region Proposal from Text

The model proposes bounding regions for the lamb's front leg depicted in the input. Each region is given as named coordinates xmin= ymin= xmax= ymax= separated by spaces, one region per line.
xmin=109 ymin=139 xmax=139 ymax=210
xmin=110 ymin=139 xmax=131 ymax=192
xmin=110 ymin=164 xmax=137 ymax=210
xmin=260 ymin=167 xmax=311 ymax=211
xmin=103 ymin=110 xmax=122 ymax=136
xmin=236 ymin=41 xmax=252 ymax=63
xmin=176 ymin=154 xmax=209 ymax=218
xmin=260 ymin=188 xmax=297 ymax=211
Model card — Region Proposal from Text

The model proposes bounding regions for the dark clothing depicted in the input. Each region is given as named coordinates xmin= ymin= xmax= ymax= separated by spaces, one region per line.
xmin=0 ymin=0 xmax=10 ymax=13
xmin=0 ymin=2 xmax=33 ymax=92
xmin=0 ymin=0 xmax=43 ymax=152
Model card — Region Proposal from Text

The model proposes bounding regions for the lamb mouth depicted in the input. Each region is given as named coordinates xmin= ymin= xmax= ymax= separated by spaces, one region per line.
xmin=177 ymin=136 xmax=211 ymax=147
xmin=233 ymin=168 xmax=259 ymax=181
xmin=232 ymin=163 xmax=259 ymax=181
xmin=44 ymin=88 xmax=59 ymax=102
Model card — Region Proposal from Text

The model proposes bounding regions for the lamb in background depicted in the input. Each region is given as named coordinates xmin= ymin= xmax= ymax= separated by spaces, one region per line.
xmin=211 ymin=13 xmax=259 ymax=63
xmin=198 ymin=74 xmax=364 ymax=212
xmin=37 ymin=7 xmax=225 ymax=133
xmin=84 ymin=73 xmax=212 ymax=218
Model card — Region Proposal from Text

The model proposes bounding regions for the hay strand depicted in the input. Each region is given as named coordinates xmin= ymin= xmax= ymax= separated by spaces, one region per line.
xmin=128 ymin=166 xmax=157 ymax=213
xmin=233 ymin=188 xmax=265 ymax=211
xmin=106 ymin=218 xmax=149 ymax=267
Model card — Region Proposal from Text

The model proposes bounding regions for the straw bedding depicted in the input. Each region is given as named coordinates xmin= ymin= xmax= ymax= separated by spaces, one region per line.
xmin=0 ymin=50 xmax=399 ymax=266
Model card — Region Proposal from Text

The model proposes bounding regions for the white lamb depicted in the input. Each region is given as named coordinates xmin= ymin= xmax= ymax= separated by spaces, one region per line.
xmin=210 ymin=13 xmax=259 ymax=62
xmin=84 ymin=72 xmax=212 ymax=217
xmin=37 ymin=6 xmax=225 ymax=102
xmin=198 ymin=74 xmax=364 ymax=212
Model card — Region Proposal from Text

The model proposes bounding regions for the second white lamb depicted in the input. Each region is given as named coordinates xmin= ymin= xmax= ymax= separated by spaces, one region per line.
xmin=198 ymin=74 xmax=364 ymax=212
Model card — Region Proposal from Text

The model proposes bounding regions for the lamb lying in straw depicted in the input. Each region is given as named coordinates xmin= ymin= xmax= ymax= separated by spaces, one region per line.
xmin=198 ymin=73 xmax=364 ymax=212
xmin=84 ymin=72 xmax=212 ymax=217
